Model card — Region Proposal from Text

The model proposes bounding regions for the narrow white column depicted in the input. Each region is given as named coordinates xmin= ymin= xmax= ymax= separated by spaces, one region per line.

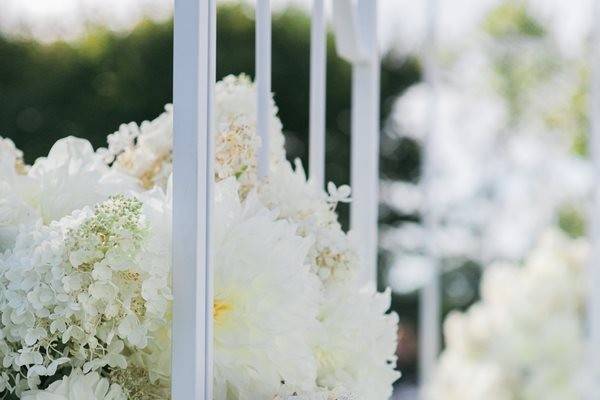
xmin=309 ymin=0 xmax=327 ymax=188
xmin=171 ymin=0 xmax=215 ymax=398
xmin=256 ymin=0 xmax=272 ymax=178
xmin=587 ymin=1 xmax=600 ymax=397
xmin=419 ymin=0 xmax=441 ymax=392
xmin=350 ymin=0 xmax=379 ymax=288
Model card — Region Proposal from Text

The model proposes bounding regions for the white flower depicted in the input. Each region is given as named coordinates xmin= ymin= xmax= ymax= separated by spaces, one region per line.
xmin=0 ymin=74 xmax=401 ymax=400
xmin=0 ymin=192 xmax=171 ymax=391
xmin=326 ymin=183 xmax=352 ymax=204
xmin=215 ymin=74 xmax=286 ymax=165
xmin=100 ymin=74 xmax=287 ymax=190
xmin=315 ymin=285 xmax=400 ymax=400
xmin=21 ymin=370 xmax=126 ymax=400
xmin=0 ymin=179 xmax=37 ymax=251
xmin=212 ymin=178 xmax=321 ymax=400
xmin=0 ymin=138 xmax=37 ymax=250
xmin=275 ymin=386 xmax=357 ymax=400
xmin=259 ymin=160 xmax=358 ymax=285
xmin=108 ymin=106 xmax=173 ymax=189
xmin=427 ymin=353 xmax=512 ymax=400
xmin=28 ymin=137 xmax=137 ymax=223
xmin=0 ymin=137 xmax=25 ymax=175
xmin=429 ymin=230 xmax=586 ymax=399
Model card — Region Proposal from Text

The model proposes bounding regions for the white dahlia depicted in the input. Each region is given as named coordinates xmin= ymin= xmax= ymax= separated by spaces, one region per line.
xmin=212 ymin=178 xmax=321 ymax=399
xmin=315 ymin=285 xmax=400 ymax=400
xmin=274 ymin=386 xmax=356 ymax=400
xmin=21 ymin=370 xmax=126 ymax=400
xmin=258 ymin=159 xmax=357 ymax=286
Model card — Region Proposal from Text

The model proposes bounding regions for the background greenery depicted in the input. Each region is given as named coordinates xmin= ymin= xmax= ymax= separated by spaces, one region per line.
xmin=0 ymin=4 xmax=452 ymax=384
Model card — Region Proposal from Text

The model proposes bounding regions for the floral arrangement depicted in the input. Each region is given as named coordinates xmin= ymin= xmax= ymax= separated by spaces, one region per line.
xmin=0 ymin=75 xmax=399 ymax=400
xmin=427 ymin=230 xmax=586 ymax=400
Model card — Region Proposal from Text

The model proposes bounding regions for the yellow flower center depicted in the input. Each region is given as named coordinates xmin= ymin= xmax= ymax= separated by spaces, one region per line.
xmin=213 ymin=299 xmax=232 ymax=322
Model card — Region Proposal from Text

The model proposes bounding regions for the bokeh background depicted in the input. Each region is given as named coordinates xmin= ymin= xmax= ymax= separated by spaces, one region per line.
xmin=1 ymin=0 xmax=595 ymax=397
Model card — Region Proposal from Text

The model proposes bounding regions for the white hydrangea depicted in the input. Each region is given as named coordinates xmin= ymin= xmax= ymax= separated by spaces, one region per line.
xmin=428 ymin=230 xmax=586 ymax=400
xmin=315 ymin=285 xmax=400 ymax=400
xmin=212 ymin=178 xmax=321 ymax=399
xmin=21 ymin=370 xmax=126 ymax=400
xmin=0 ymin=193 xmax=171 ymax=393
xmin=99 ymin=74 xmax=287 ymax=191
xmin=101 ymin=105 xmax=173 ymax=190
xmin=214 ymin=74 xmax=286 ymax=165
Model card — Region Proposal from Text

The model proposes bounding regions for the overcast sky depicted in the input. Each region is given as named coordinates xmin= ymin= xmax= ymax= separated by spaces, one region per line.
xmin=0 ymin=0 xmax=501 ymax=55
xmin=1 ymin=0 xmax=588 ymax=58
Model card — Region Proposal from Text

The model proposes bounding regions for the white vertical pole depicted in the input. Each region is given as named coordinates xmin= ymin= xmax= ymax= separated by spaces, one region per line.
xmin=587 ymin=1 xmax=600 ymax=397
xmin=419 ymin=0 xmax=440 ymax=392
xmin=256 ymin=0 xmax=272 ymax=178
xmin=171 ymin=0 xmax=215 ymax=398
xmin=309 ymin=0 xmax=327 ymax=188
xmin=350 ymin=0 xmax=379 ymax=288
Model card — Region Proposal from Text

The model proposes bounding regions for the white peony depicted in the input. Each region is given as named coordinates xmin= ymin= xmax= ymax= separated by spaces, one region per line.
xmin=21 ymin=371 xmax=126 ymax=400
xmin=212 ymin=178 xmax=321 ymax=399
xmin=315 ymin=285 xmax=400 ymax=400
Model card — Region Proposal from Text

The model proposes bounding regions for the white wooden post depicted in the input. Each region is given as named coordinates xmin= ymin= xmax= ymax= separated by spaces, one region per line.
xmin=587 ymin=1 xmax=600 ymax=397
xmin=332 ymin=0 xmax=380 ymax=288
xmin=309 ymin=0 xmax=327 ymax=188
xmin=256 ymin=0 xmax=272 ymax=178
xmin=171 ymin=0 xmax=216 ymax=398
xmin=419 ymin=0 xmax=441 ymax=391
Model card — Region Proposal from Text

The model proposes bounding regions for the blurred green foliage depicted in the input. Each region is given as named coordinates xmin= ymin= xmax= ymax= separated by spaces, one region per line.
xmin=484 ymin=2 xmax=545 ymax=38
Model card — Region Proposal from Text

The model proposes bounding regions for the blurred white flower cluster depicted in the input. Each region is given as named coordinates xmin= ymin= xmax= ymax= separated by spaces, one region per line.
xmin=0 ymin=75 xmax=399 ymax=399
xmin=384 ymin=0 xmax=593 ymax=294
xmin=427 ymin=230 xmax=587 ymax=400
